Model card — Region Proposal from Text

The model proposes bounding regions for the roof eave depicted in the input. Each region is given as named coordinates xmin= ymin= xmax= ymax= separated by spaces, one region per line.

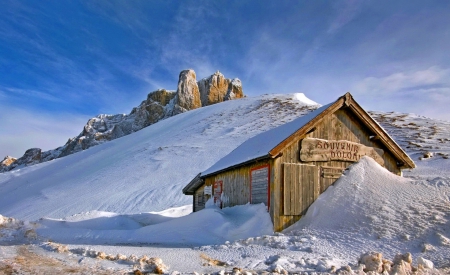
xmin=345 ymin=95 xmax=416 ymax=169
xmin=200 ymin=154 xmax=272 ymax=179
xmin=182 ymin=173 xmax=203 ymax=195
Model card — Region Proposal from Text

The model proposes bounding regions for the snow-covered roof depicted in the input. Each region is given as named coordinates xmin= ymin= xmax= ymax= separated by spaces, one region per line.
xmin=198 ymin=92 xmax=416 ymax=180
xmin=200 ymin=103 xmax=333 ymax=177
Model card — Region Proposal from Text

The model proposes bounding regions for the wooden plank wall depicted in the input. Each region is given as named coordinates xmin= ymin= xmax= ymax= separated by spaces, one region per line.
xmin=272 ymin=108 xmax=403 ymax=231
xmin=307 ymin=109 xmax=401 ymax=175
xmin=283 ymin=163 xmax=319 ymax=215
xmin=194 ymin=186 xmax=206 ymax=211
xmin=199 ymin=160 xmax=272 ymax=210
xmin=251 ymin=166 xmax=270 ymax=205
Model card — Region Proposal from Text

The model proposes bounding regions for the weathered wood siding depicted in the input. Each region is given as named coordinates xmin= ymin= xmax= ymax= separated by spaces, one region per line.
xmin=251 ymin=165 xmax=270 ymax=205
xmin=194 ymin=185 xmax=206 ymax=211
xmin=272 ymin=108 xmax=402 ymax=231
xmin=307 ymin=109 xmax=401 ymax=174
xmin=195 ymin=160 xmax=274 ymax=213
xmin=283 ymin=163 xmax=319 ymax=215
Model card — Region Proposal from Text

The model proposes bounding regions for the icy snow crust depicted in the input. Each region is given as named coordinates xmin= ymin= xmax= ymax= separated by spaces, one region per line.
xmin=1 ymin=93 xmax=450 ymax=273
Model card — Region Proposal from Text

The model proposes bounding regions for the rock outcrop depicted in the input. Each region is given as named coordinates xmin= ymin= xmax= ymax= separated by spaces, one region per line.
xmin=0 ymin=148 xmax=41 ymax=172
xmin=225 ymin=78 xmax=244 ymax=100
xmin=356 ymin=251 xmax=437 ymax=275
xmin=0 ymin=156 xmax=17 ymax=170
xmin=173 ymin=69 xmax=202 ymax=113
xmin=198 ymin=71 xmax=244 ymax=106
xmin=1 ymin=69 xmax=244 ymax=173
xmin=59 ymin=89 xmax=177 ymax=158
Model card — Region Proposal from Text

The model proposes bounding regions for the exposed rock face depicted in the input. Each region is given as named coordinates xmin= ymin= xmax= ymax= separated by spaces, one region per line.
xmin=225 ymin=78 xmax=244 ymax=101
xmin=0 ymin=156 xmax=17 ymax=171
xmin=59 ymin=89 xmax=177 ymax=158
xmin=0 ymin=149 xmax=41 ymax=172
xmin=174 ymin=69 xmax=201 ymax=112
xmin=148 ymin=89 xmax=176 ymax=106
xmin=1 ymin=156 xmax=17 ymax=166
xmin=1 ymin=69 xmax=244 ymax=173
xmin=198 ymin=71 xmax=244 ymax=106
xmin=198 ymin=71 xmax=229 ymax=106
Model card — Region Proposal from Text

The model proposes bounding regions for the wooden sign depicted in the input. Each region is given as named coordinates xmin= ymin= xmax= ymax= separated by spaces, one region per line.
xmin=300 ymin=138 xmax=384 ymax=165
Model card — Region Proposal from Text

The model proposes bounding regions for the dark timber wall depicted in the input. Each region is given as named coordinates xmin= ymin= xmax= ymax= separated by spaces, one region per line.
xmin=194 ymin=160 xmax=274 ymax=213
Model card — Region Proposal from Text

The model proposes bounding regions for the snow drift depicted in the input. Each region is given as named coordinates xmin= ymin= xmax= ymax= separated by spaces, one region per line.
xmin=36 ymin=203 xmax=273 ymax=246
xmin=287 ymin=156 xmax=447 ymax=239
xmin=283 ymin=156 xmax=450 ymax=267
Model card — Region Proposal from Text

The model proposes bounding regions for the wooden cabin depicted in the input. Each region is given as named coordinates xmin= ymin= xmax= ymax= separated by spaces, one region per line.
xmin=183 ymin=92 xmax=415 ymax=232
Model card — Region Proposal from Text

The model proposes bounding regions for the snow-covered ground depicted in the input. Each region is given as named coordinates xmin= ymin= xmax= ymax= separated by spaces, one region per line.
xmin=0 ymin=94 xmax=449 ymax=274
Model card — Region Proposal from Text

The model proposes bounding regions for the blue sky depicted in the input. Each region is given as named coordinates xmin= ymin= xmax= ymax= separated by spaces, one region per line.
xmin=1 ymin=0 xmax=450 ymax=158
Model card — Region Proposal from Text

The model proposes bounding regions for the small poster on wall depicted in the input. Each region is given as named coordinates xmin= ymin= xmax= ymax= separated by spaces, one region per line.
xmin=204 ymin=185 xmax=212 ymax=195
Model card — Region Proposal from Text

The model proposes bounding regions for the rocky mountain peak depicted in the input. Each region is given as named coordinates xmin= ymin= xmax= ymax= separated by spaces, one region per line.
xmin=1 ymin=69 xmax=245 ymax=173
xmin=197 ymin=70 xmax=244 ymax=106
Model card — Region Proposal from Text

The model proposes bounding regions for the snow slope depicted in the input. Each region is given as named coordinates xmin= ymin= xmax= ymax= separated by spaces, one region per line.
xmin=1 ymin=93 xmax=450 ymax=274
xmin=0 ymin=94 xmax=318 ymax=220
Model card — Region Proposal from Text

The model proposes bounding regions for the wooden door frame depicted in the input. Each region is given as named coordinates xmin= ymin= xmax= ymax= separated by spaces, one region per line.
xmin=250 ymin=164 xmax=271 ymax=210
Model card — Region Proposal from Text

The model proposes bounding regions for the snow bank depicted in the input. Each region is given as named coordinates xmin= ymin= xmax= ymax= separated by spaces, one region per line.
xmin=286 ymin=156 xmax=449 ymax=241
xmin=283 ymin=156 xmax=450 ymax=267
xmin=36 ymin=203 xmax=273 ymax=246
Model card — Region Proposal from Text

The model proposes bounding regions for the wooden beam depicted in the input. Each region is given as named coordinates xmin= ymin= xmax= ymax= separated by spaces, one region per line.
xmin=346 ymin=98 xmax=415 ymax=169
xmin=306 ymin=127 xmax=316 ymax=134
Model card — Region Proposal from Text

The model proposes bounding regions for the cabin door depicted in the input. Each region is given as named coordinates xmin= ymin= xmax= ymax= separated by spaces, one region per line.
xmin=283 ymin=163 xmax=319 ymax=215
xmin=250 ymin=165 xmax=270 ymax=209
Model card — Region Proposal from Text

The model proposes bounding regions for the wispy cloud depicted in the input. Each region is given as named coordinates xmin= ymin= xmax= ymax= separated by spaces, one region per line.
xmin=353 ymin=67 xmax=450 ymax=95
xmin=327 ymin=0 xmax=363 ymax=34
xmin=0 ymin=86 xmax=62 ymax=102
xmin=1 ymin=0 xmax=450 ymax=158
xmin=351 ymin=66 xmax=450 ymax=120
xmin=159 ymin=3 xmax=220 ymax=78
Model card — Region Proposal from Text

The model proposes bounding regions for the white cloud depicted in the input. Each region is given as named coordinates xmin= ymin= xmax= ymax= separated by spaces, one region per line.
xmin=353 ymin=66 xmax=450 ymax=95
xmin=351 ymin=66 xmax=450 ymax=120
xmin=0 ymin=105 xmax=89 ymax=158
